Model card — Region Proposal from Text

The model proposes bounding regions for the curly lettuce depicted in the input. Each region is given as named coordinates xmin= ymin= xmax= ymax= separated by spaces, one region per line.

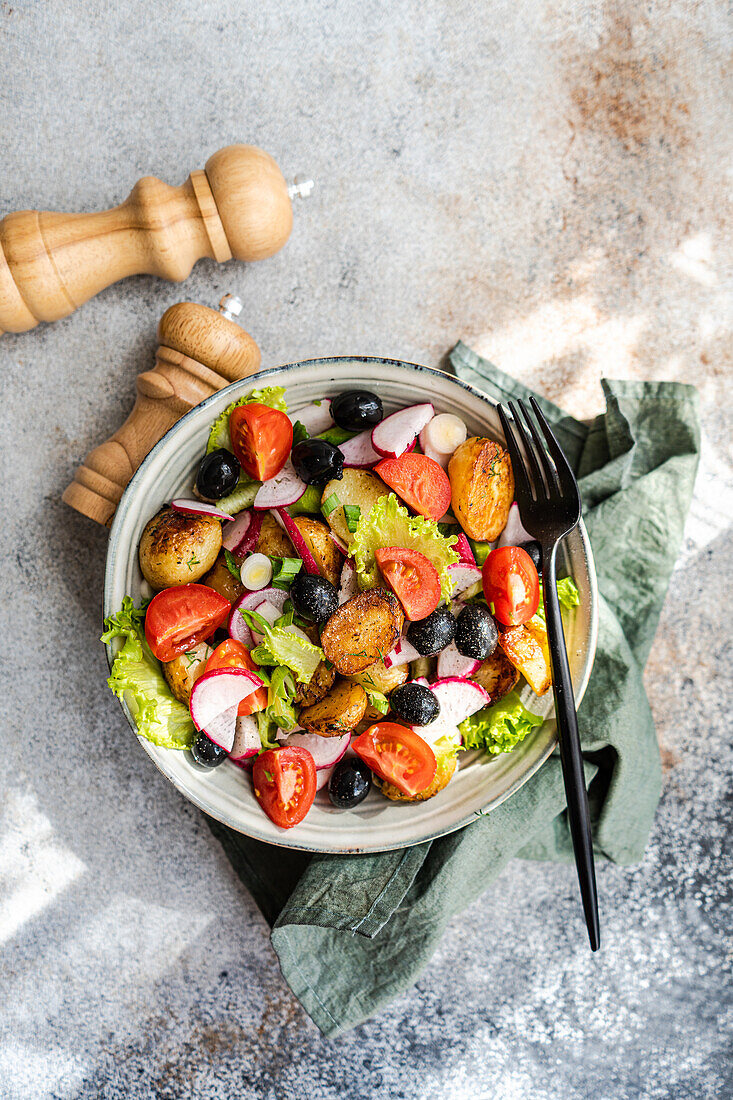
xmin=351 ymin=493 xmax=459 ymax=601
xmin=101 ymin=598 xmax=195 ymax=749
xmin=238 ymin=608 xmax=323 ymax=684
xmin=459 ymin=690 xmax=543 ymax=757
xmin=531 ymin=576 xmax=581 ymax=626
xmin=206 ymin=385 xmax=288 ymax=514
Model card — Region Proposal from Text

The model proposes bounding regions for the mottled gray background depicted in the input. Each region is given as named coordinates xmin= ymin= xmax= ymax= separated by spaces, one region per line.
xmin=1 ymin=1 xmax=731 ymax=1098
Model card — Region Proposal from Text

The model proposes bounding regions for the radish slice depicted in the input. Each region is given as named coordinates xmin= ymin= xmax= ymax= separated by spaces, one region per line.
xmin=409 ymin=676 xmax=431 ymax=688
xmin=448 ymin=563 xmax=482 ymax=597
xmin=329 ymin=531 xmax=348 ymax=554
xmin=251 ymin=599 xmax=282 ymax=644
xmin=421 ymin=412 xmax=467 ymax=456
xmin=454 ymin=534 xmax=476 ymax=567
xmin=222 ymin=510 xmax=252 ymax=552
xmin=229 ymin=587 xmax=289 ymax=646
xmin=171 ymin=499 xmax=230 ymax=522
xmin=272 ymin=509 xmax=320 ymax=574
xmin=339 ymin=428 xmax=382 ymax=468
xmin=283 ymin=730 xmax=350 ymax=770
xmin=411 ymin=676 xmax=489 ymax=747
xmin=497 ymin=502 xmax=532 ymax=547
xmin=316 ymin=765 xmax=335 ymax=792
xmin=189 ymin=669 xmax=264 ymax=751
xmin=437 ymin=641 xmax=482 ymax=680
xmin=371 ymin=403 xmax=434 ymax=459
xmin=229 ymin=714 xmax=261 ymax=762
xmin=383 ymin=636 xmax=421 ymax=669
xmin=240 ymin=553 xmax=273 ymax=591
xmin=338 ymin=559 xmax=358 ymax=605
xmin=291 ymin=399 xmax=334 ymax=436
xmin=253 ymin=460 xmax=307 ymax=509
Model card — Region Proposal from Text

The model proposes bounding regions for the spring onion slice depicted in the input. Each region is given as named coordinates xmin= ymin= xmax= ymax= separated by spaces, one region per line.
xmin=343 ymin=504 xmax=361 ymax=533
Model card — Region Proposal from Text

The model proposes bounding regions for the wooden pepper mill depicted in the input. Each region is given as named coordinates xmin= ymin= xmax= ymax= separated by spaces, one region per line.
xmin=62 ymin=296 xmax=261 ymax=526
xmin=0 ymin=144 xmax=312 ymax=335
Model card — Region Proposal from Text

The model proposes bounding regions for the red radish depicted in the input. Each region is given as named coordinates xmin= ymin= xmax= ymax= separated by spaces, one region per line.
xmin=437 ymin=641 xmax=482 ymax=680
xmin=291 ymin=399 xmax=333 ymax=436
xmin=229 ymin=587 xmax=289 ymax=646
xmin=222 ymin=510 xmax=251 ymax=552
xmin=497 ymin=502 xmax=532 ymax=548
xmin=229 ymin=714 xmax=261 ymax=763
xmin=371 ymin=403 xmax=434 ymax=459
xmin=253 ymin=460 xmax=306 ymax=509
xmin=383 ymin=636 xmax=421 ymax=669
xmin=189 ymin=668 xmax=264 ymax=752
xmin=454 ymin=534 xmax=476 ymax=566
xmin=411 ymin=676 xmax=489 ymax=746
xmin=272 ymin=509 xmax=320 ymax=574
xmin=329 ymin=531 xmax=348 ymax=554
xmin=448 ymin=562 xmax=482 ymax=597
xmin=171 ymin=499 xmax=230 ymax=522
xmin=316 ymin=765 xmax=335 ymax=792
xmin=250 ymin=599 xmax=283 ymax=644
xmin=338 ymin=428 xmax=382 ymax=468
xmin=283 ymin=730 xmax=351 ymax=770
xmin=338 ymin=559 xmax=358 ymax=605
xmin=222 ymin=510 xmax=263 ymax=556
xmin=409 ymin=676 xmax=431 ymax=688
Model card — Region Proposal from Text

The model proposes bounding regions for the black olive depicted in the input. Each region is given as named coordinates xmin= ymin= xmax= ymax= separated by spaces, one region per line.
xmin=390 ymin=683 xmax=440 ymax=725
xmin=455 ymin=604 xmax=499 ymax=660
xmin=331 ymin=390 xmax=383 ymax=431
xmin=290 ymin=573 xmax=339 ymax=624
xmin=191 ymin=733 xmax=228 ymax=768
xmin=518 ymin=540 xmax=543 ymax=573
xmin=406 ymin=607 xmax=456 ymax=656
xmin=328 ymin=758 xmax=372 ymax=808
xmin=291 ymin=439 xmax=344 ymax=484
xmin=196 ymin=448 xmax=241 ymax=499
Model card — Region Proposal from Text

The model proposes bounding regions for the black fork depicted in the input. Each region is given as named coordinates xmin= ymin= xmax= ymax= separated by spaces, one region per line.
xmin=497 ymin=397 xmax=600 ymax=952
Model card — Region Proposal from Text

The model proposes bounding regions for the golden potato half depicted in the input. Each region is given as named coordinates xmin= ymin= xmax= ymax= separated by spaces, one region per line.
xmin=448 ymin=437 xmax=514 ymax=541
xmin=139 ymin=507 xmax=222 ymax=588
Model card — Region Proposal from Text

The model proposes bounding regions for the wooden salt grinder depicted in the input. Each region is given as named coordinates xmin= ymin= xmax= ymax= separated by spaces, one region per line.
xmin=0 ymin=144 xmax=313 ymax=334
xmin=62 ymin=296 xmax=261 ymax=526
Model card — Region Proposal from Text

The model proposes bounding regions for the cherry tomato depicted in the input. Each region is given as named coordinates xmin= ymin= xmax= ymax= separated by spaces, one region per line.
xmin=482 ymin=545 xmax=540 ymax=626
xmin=229 ymin=403 xmax=293 ymax=482
xmin=145 ymin=584 xmax=230 ymax=662
xmin=352 ymin=722 xmax=437 ymax=797
xmin=375 ymin=454 xmax=452 ymax=521
xmin=375 ymin=546 xmax=441 ymax=621
xmin=205 ymin=639 xmax=268 ymax=715
xmin=252 ymin=747 xmax=317 ymax=829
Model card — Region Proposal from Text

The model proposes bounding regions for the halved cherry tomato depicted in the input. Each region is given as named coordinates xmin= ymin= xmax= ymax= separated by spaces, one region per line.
xmin=145 ymin=584 xmax=230 ymax=662
xmin=252 ymin=746 xmax=317 ymax=829
xmin=205 ymin=639 xmax=268 ymax=715
xmin=482 ymin=545 xmax=540 ymax=626
xmin=229 ymin=403 xmax=293 ymax=481
xmin=375 ymin=546 xmax=441 ymax=621
xmin=375 ymin=453 xmax=452 ymax=521
xmin=352 ymin=722 xmax=437 ymax=797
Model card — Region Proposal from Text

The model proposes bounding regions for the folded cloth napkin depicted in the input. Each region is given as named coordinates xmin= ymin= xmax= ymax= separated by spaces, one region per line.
xmin=206 ymin=345 xmax=700 ymax=1036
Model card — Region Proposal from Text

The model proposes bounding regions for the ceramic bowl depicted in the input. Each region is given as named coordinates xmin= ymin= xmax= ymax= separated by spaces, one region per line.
xmin=104 ymin=357 xmax=598 ymax=853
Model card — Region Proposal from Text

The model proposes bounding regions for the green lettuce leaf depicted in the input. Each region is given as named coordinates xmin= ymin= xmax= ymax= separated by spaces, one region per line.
xmin=531 ymin=576 xmax=581 ymax=625
xmin=351 ymin=493 xmax=459 ymax=601
xmin=239 ymin=609 xmax=323 ymax=684
xmin=459 ymin=690 xmax=543 ymax=756
xmin=101 ymin=597 xmax=195 ymax=750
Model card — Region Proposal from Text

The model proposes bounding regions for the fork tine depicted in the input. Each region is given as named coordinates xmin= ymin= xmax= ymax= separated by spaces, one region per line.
xmin=528 ymin=397 xmax=579 ymax=498
xmin=517 ymin=400 xmax=562 ymax=499
xmin=497 ymin=404 xmax=534 ymax=507
xmin=509 ymin=400 xmax=548 ymax=500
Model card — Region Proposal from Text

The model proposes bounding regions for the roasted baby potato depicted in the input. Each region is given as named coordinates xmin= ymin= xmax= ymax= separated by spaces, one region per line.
xmin=139 ymin=506 xmax=222 ymax=588
xmin=293 ymin=516 xmax=341 ymax=586
xmin=294 ymin=659 xmax=337 ymax=707
xmin=255 ymin=511 xmax=294 ymax=559
xmin=322 ymin=469 xmax=387 ymax=545
xmin=162 ymin=642 xmax=212 ymax=705
xmin=499 ymin=623 xmax=551 ymax=696
xmin=471 ymin=648 xmax=520 ymax=703
xmin=348 ymin=659 xmax=409 ymax=696
xmin=378 ymin=751 xmax=458 ymax=802
xmin=321 ymin=589 xmax=404 ymax=675
xmin=448 ymin=437 xmax=514 ymax=542
xmin=298 ymin=678 xmax=368 ymax=736
xmin=202 ymin=551 xmax=244 ymax=604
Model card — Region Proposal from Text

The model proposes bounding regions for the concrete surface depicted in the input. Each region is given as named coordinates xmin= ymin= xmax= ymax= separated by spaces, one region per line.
xmin=1 ymin=1 xmax=732 ymax=1097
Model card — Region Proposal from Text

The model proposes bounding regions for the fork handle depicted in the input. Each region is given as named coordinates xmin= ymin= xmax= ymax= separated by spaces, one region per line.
xmin=542 ymin=543 xmax=600 ymax=951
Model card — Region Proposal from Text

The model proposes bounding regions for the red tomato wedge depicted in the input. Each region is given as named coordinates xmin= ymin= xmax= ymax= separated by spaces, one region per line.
xmin=145 ymin=584 xmax=230 ymax=662
xmin=375 ymin=546 xmax=441 ymax=620
xmin=352 ymin=722 xmax=437 ymax=797
xmin=375 ymin=453 xmax=451 ymax=521
xmin=229 ymin=403 xmax=293 ymax=482
xmin=205 ymin=639 xmax=268 ymax=715
xmin=252 ymin=747 xmax=317 ymax=829
xmin=482 ymin=545 xmax=540 ymax=626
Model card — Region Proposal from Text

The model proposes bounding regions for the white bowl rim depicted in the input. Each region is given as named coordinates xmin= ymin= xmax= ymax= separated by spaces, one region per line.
xmin=104 ymin=356 xmax=599 ymax=853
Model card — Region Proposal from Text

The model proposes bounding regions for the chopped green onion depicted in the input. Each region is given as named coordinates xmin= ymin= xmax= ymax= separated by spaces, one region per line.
xmin=317 ymin=426 xmax=354 ymax=446
xmin=343 ymin=504 xmax=361 ymax=533
xmin=223 ymin=548 xmax=241 ymax=581
xmin=270 ymin=556 xmax=303 ymax=590
xmin=321 ymin=492 xmax=341 ymax=518
xmin=274 ymin=606 xmax=295 ymax=629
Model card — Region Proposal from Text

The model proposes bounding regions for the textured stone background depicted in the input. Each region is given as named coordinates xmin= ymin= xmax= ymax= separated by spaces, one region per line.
xmin=1 ymin=1 xmax=731 ymax=1097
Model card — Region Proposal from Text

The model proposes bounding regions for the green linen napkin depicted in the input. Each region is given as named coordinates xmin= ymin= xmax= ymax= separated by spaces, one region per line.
xmin=206 ymin=344 xmax=700 ymax=1036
